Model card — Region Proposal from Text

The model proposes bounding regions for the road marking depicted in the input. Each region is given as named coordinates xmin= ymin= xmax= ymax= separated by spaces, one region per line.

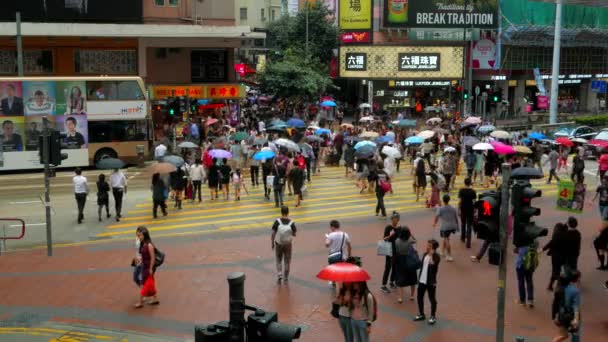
xmin=10 ymin=223 xmax=46 ymax=227
xmin=9 ymin=200 xmax=40 ymax=204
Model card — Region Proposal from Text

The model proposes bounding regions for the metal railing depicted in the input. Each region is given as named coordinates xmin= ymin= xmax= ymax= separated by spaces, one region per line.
xmin=0 ymin=218 xmax=26 ymax=255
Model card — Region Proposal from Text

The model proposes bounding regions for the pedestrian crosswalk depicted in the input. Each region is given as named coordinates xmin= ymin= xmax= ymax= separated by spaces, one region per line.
xmin=98 ymin=167 xmax=558 ymax=239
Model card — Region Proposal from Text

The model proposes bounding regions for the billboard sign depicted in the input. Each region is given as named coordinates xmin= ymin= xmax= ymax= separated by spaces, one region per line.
xmin=339 ymin=0 xmax=372 ymax=30
xmin=398 ymin=53 xmax=440 ymax=71
xmin=384 ymin=0 xmax=498 ymax=28
xmin=345 ymin=53 xmax=367 ymax=71
xmin=472 ymin=38 xmax=497 ymax=69
xmin=86 ymin=101 xmax=147 ymax=120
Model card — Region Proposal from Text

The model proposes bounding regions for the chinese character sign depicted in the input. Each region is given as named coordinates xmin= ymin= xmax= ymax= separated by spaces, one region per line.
xmin=345 ymin=53 xmax=367 ymax=71
xmin=398 ymin=53 xmax=440 ymax=71
xmin=556 ymin=180 xmax=584 ymax=213
xmin=339 ymin=0 xmax=371 ymax=30
xmin=206 ymin=85 xmax=244 ymax=99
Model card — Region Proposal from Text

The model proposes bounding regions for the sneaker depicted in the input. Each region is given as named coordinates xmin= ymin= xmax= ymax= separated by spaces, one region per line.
xmin=604 ymin=281 xmax=608 ymax=289
xmin=527 ymin=301 xmax=534 ymax=308
xmin=413 ymin=315 xmax=426 ymax=322
xmin=381 ymin=286 xmax=390 ymax=294
xmin=446 ymin=256 xmax=454 ymax=262
xmin=470 ymin=256 xmax=480 ymax=263
xmin=428 ymin=316 xmax=437 ymax=325
xmin=389 ymin=282 xmax=397 ymax=289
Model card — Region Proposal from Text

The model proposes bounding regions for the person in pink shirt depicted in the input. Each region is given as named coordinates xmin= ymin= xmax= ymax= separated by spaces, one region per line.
xmin=598 ymin=150 xmax=608 ymax=179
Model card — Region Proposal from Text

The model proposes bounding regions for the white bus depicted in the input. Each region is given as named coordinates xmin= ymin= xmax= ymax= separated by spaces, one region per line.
xmin=0 ymin=76 xmax=150 ymax=171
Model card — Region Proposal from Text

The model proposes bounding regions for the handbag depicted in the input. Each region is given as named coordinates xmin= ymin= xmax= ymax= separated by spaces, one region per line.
xmin=377 ymin=240 xmax=393 ymax=257
xmin=328 ymin=233 xmax=345 ymax=264
xmin=154 ymin=247 xmax=165 ymax=268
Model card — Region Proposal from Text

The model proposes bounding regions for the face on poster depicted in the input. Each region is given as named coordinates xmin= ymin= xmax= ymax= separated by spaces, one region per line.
xmin=24 ymin=116 xmax=53 ymax=151
xmin=56 ymin=114 xmax=88 ymax=149
xmin=56 ymin=81 xmax=87 ymax=115
xmin=23 ymin=81 xmax=57 ymax=116
xmin=0 ymin=82 xmax=24 ymax=116
xmin=1 ymin=116 xmax=24 ymax=152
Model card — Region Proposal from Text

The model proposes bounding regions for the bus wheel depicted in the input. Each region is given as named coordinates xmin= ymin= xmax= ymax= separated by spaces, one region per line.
xmin=94 ymin=148 xmax=118 ymax=164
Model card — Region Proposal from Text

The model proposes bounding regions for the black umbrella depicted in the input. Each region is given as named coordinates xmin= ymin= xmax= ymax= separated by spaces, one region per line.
xmin=96 ymin=158 xmax=126 ymax=170
xmin=306 ymin=135 xmax=324 ymax=143
xmin=463 ymin=136 xmax=480 ymax=147
xmin=511 ymin=167 xmax=543 ymax=180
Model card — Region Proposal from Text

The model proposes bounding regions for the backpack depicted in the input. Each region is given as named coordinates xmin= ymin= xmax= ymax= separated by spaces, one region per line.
xmin=404 ymin=244 xmax=422 ymax=270
xmin=274 ymin=219 xmax=294 ymax=245
xmin=522 ymin=247 xmax=539 ymax=272
xmin=154 ymin=247 xmax=165 ymax=268
xmin=364 ymin=292 xmax=378 ymax=322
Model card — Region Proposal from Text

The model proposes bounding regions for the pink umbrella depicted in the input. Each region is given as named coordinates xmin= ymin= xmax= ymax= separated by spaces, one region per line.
xmin=490 ymin=141 xmax=515 ymax=155
xmin=205 ymin=118 xmax=219 ymax=126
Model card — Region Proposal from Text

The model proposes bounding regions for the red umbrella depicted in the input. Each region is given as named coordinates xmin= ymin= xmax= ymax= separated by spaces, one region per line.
xmin=205 ymin=118 xmax=219 ymax=126
xmin=316 ymin=262 xmax=371 ymax=282
xmin=555 ymin=137 xmax=574 ymax=147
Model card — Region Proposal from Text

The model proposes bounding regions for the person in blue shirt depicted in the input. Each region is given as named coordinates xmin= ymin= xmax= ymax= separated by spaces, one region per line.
xmin=552 ymin=269 xmax=581 ymax=342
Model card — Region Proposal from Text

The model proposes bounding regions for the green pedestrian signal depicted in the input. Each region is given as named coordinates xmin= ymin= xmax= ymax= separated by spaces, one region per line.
xmin=463 ymin=91 xmax=469 ymax=100
xmin=493 ymin=95 xmax=499 ymax=102
xmin=169 ymin=108 xmax=175 ymax=115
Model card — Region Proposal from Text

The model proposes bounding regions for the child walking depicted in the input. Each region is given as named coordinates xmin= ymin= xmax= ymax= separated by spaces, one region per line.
xmin=96 ymin=174 xmax=111 ymax=221
xmin=231 ymin=169 xmax=248 ymax=201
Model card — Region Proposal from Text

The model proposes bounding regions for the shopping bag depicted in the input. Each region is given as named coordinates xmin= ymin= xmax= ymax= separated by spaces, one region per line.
xmin=140 ymin=275 xmax=157 ymax=297
xmin=376 ymin=240 xmax=392 ymax=256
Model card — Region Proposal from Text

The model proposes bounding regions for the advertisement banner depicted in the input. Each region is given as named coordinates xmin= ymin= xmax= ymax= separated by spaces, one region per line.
xmin=556 ymin=180 xmax=584 ymax=213
xmin=472 ymin=38 xmax=497 ymax=69
xmin=384 ymin=0 xmax=498 ymax=28
xmin=56 ymin=81 xmax=87 ymax=115
xmin=533 ymin=68 xmax=547 ymax=96
xmin=537 ymin=95 xmax=549 ymax=109
xmin=56 ymin=114 xmax=88 ymax=150
xmin=151 ymin=86 xmax=205 ymax=100
xmin=0 ymin=82 xmax=24 ymax=116
xmin=339 ymin=0 xmax=372 ymax=30
xmin=340 ymin=46 xmax=463 ymax=79
xmin=86 ymin=101 xmax=147 ymax=120
xmin=340 ymin=31 xmax=372 ymax=44
xmin=23 ymin=81 xmax=57 ymax=116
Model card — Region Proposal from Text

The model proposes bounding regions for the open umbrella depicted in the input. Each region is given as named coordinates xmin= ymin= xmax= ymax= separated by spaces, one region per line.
xmin=464 ymin=116 xmax=482 ymax=125
xmin=490 ymin=130 xmax=511 ymax=139
xmin=178 ymin=141 xmax=198 ymax=149
xmin=205 ymin=118 xmax=219 ymax=126
xmin=163 ymin=155 xmax=185 ymax=167
xmin=354 ymin=146 xmax=376 ymax=159
xmin=354 ymin=140 xmax=377 ymax=150
xmin=306 ymin=135 xmax=324 ymax=143
xmin=463 ymin=136 xmax=480 ymax=147
xmin=321 ymin=100 xmax=337 ymax=107
xmin=473 ymin=142 xmax=494 ymax=151
xmin=274 ymin=138 xmax=300 ymax=152
xmin=253 ymin=150 xmax=275 ymax=160
xmin=359 ymin=103 xmax=371 ymax=109
xmin=397 ymin=119 xmax=417 ymax=128
xmin=359 ymin=131 xmax=379 ymax=139
xmin=417 ymin=130 xmax=435 ymax=139
xmin=299 ymin=143 xmax=313 ymax=155
xmin=426 ymin=117 xmax=442 ymax=125
xmin=149 ymin=162 xmax=176 ymax=174
xmin=477 ymin=125 xmax=496 ymax=134
xmin=287 ymin=118 xmax=305 ymax=128
xmin=444 ymin=146 xmax=456 ymax=153
xmin=405 ymin=136 xmax=424 ymax=145
xmin=96 ymin=158 xmax=125 ymax=170
xmin=315 ymin=128 xmax=332 ymax=136
xmin=341 ymin=123 xmax=354 ymax=129
xmin=512 ymin=167 xmax=544 ymax=180
xmin=210 ymin=149 xmax=232 ymax=159
xmin=231 ymin=132 xmax=249 ymax=142
xmin=514 ymin=145 xmax=533 ymax=154
xmin=381 ymin=145 xmax=401 ymax=158
xmin=308 ymin=125 xmax=321 ymax=130
xmin=316 ymin=262 xmax=371 ymax=282
xmin=253 ymin=137 xmax=268 ymax=145
xmin=491 ymin=141 xmax=516 ymax=155
xmin=266 ymin=125 xmax=286 ymax=133
xmin=555 ymin=137 xmax=574 ymax=147
xmin=376 ymin=135 xmax=393 ymax=144
xmin=529 ymin=132 xmax=547 ymax=140
xmin=359 ymin=116 xmax=375 ymax=123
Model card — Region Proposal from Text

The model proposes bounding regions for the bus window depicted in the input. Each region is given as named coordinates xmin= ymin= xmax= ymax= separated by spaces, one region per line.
xmin=86 ymin=81 xmax=144 ymax=101
xmin=88 ymin=121 xmax=147 ymax=143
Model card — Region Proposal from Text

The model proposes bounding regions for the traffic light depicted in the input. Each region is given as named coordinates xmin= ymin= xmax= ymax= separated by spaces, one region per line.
xmin=511 ymin=180 xmax=548 ymax=247
xmin=167 ymin=98 xmax=179 ymax=115
xmin=475 ymin=191 xmax=500 ymax=243
xmin=493 ymin=94 xmax=500 ymax=102
xmin=39 ymin=130 xmax=68 ymax=166
xmin=247 ymin=309 xmax=301 ymax=342
xmin=463 ymin=90 xmax=469 ymax=100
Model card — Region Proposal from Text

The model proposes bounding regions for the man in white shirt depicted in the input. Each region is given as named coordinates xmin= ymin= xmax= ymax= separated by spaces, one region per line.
xmin=189 ymin=160 xmax=205 ymax=203
xmin=72 ymin=168 xmax=89 ymax=224
xmin=258 ymin=120 xmax=265 ymax=133
xmin=154 ymin=143 xmax=167 ymax=161
xmin=110 ymin=168 xmax=127 ymax=222
xmin=325 ymin=220 xmax=352 ymax=264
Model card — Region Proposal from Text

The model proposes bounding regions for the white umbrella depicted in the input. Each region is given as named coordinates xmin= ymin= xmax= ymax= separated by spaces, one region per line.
xmin=426 ymin=117 xmax=442 ymax=125
xmin=382 ymin=145 xmax=402 ymax=159
xmin=425 ymin=106 xmax=440 ymax=113
xmin=359 ymin=103 xmax=371 ymax=109
xmin=444 ymin=146 xmax=456 ymax=153
xmin=274 ymin=138 xmax=300 ymax=152
xmin=490 ymin=130 xmax=511 ymax=139
xmin=473 ymin=142 xmax=494 ymax=151
xmin=464 ymin=116 xmax=482 ymax=125
xmin=359 ymin=116 xmax=375 ymax=122
xmin=308 ymin=125 xmax=321 ymax=130
xmin=359 ymin=131 xmax=379 ymax=139
xmin=417 ymin=130 xmax=435 ymax=139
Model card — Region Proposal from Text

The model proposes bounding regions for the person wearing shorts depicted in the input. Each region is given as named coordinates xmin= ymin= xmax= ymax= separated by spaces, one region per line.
xmin=433 ymin=194 xmax=459 ymax=262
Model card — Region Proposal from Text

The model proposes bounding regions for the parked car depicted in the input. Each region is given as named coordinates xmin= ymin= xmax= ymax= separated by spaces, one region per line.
xmin=553 ymin=126 xmax=597 ymax=140
xmin=587 ymin=129 xmax=608 ymax=158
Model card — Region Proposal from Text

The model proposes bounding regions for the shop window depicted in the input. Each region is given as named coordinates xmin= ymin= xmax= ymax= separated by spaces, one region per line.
xmin=240 ymin=7 xmax=248 ymax=20
xmin=86 ymin=80 xmax=145 ymax=101
xmin=169 ymin=0 xmax=179 ymax=6
xmin=0 ymin=50 xmax=53 ymax=74
xmin=271 ymin=9 xmax=275 ymax=21
xmin=261 ymin=9 xmax=265 ymax=21
xmin=191 ymin=50 xmax=227 ymax=83
xmin=74 ymin=49 xmax=137 ymax=74
xmin=154 ymin=0 xmax=164 ymax=5
xmin=89 ymin=120 xmax=147 ymax=143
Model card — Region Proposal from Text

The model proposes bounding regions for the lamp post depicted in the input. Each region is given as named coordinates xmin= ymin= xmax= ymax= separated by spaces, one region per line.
xmin=549 ymin=0 xmax=563 ymax=124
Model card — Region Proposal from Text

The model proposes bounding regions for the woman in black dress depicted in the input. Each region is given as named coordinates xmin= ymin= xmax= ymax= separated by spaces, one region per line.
xmin=543 ymin=223 xmax=569 ymax=291
xmin=415 ymin=156 xmax=427 ymax=201
xmin=96 ymin=174 xmax=110 ymax=221
xmin=394 ymin=227 xmax=418 ymax=303
xmin=208 ymin=158 xmax=220 ymax=200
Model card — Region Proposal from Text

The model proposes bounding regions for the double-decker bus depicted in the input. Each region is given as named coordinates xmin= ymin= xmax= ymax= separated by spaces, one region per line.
xmin=0 ymin=76 xmax=150 ymax=171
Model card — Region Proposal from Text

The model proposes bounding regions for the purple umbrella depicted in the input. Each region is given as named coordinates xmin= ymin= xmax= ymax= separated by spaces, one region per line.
xmin=210 ymin=149 xmax=233 ymax=159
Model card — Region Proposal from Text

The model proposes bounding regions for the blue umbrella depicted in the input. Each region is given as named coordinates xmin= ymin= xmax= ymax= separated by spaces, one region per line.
xmin=376 ymin=136 xmax=393 ymax=144
xmin=253 ymin=150 xmax=276 ymax=160
xmin=529 ymin=132 xmax=546 ymax=140
xmin=522 ymin=138 xmax=531 ymax=145
xmin=404 ymin=136 xmax=424 ymax=144
xmin=287 ymin=118 xmax=305 ymax=128
xmin=315 ymin=128 xmax=331 ymax=136
xmin=478 ymin=125 xmax=496 ymax=134
xmin=397 ymin=119 xmax=417 ymax=128
xmin=354 ymin=140 xmax=377 ymax=150
xmin=320 ymin=100 xmax=337 ymax=107
xmin=163 ymin=155 xmax=185 ymax=167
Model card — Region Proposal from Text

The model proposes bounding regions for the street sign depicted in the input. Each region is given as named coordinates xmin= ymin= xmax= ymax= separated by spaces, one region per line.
xmin=475 ymin=86 xmax=480 ymax=96
xmin=556 ymin=180 xmax=583 ymax=213
xmin=591 ymin=80 xmax=607 ymax=93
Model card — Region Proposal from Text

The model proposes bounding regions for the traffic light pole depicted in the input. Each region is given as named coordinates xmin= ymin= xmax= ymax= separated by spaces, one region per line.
xmin=42 ymin=117 xmax=53 ymax=256
xmin=496 ymin=163 xmax=511 ymax=342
